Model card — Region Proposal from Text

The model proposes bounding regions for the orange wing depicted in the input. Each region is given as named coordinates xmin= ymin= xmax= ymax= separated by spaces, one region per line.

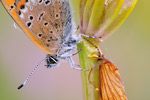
xmin=99 ymin=59 xmax=127 ymax=100
xmin=1 ymin=0 xmax=48 ymax=53
xmin=1 ymin=0 xmax=72 ymax=55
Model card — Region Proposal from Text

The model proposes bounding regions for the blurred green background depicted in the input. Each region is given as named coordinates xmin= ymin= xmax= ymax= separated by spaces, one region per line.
xmin=0 ymin=0 xmax=149 ymax=100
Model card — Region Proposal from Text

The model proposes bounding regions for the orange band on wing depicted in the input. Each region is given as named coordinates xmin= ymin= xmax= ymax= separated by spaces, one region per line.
xmin=1 ymin=0 xmax=52 ymax=54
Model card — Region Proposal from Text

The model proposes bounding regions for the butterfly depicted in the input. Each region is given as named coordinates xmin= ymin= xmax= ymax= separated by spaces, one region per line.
xmin=1 ymin=0 xmax=84 ymax=89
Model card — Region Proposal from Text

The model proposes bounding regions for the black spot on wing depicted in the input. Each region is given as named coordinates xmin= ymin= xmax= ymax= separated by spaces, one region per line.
xmin=27 ymin=22 xmax=32 ymax=27
xmin=29 ymin=16 xmax=33 ymax=20
xmin=20 ymin=5 xmax=25 ymax=9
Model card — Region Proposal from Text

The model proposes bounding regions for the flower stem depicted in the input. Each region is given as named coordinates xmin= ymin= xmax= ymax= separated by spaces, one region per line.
xmin=77 ymin=38 xmax=101 ymax=100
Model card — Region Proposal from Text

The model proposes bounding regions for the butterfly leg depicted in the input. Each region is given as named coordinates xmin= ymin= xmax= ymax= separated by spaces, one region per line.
xmin=60 ymin=49 xmax=82 ymax=58
xmin=59 ymin=48 xmax=74 ymax=57
xmin=77 ymin=25 xmax=102 ymax=39
xmin=80 ymin=33 xmax=102 ymax=39
xmin=68 ymin=57 xmax=88 ymax=71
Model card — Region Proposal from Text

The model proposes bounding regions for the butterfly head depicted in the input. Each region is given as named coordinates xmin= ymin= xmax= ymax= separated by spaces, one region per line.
xmin=46 ymin=54 xmax=59 ymax=68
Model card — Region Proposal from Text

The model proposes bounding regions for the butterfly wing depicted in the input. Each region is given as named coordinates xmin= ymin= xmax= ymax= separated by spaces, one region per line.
xmin=99 ymin=60 xmax=127 ymax=100
xmin=1 ymin=0 xmax=73 ymax=55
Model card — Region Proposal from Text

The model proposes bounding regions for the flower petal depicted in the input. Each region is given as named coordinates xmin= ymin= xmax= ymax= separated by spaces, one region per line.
xmin=86 ymin=0 xmax=105 ymax=35
xmin=79 ymin=0 xmax=87 ymax=32
xmin=82 ymin=0 xmax=95 ymax=33
xmin=100 ymin=0 xmax=137 ymax=41
xmin=96 ymin=0 xmax=125 ymax=37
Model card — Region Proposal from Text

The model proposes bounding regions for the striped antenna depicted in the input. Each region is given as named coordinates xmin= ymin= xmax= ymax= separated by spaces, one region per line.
xmin=18 ymin=57 xmax=47 ymax=89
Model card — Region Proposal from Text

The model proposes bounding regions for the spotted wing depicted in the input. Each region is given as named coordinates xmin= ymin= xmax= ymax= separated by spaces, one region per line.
xmin=99 ymin=60 xmax=127 ymax=100
xmin=1 ymin=0 xmax=73 ymax=55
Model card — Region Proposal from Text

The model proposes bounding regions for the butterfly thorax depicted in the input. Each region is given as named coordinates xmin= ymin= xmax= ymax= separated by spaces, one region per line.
xmin=46 ymin=32 xmax=80 ymax=68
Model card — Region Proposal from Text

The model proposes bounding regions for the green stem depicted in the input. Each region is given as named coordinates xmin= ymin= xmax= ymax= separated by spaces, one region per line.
xmin=77 ymin=38 xmax=101 ymax=100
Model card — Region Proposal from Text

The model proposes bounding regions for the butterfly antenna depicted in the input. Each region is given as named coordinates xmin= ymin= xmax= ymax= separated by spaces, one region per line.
xmin=18 ymin=57 xmax=47 ymax=90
